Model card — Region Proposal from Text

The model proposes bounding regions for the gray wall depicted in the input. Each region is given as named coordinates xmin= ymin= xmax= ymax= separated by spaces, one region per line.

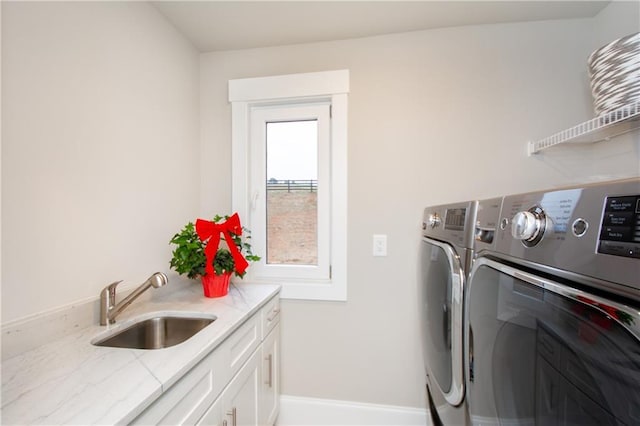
xmin=200 ymin=2 xmax=639 ymax=408
xmin=1 ymin=0 xmax=638 ymax=411
xmin=1 ymin=1 xmax=201 ymax=322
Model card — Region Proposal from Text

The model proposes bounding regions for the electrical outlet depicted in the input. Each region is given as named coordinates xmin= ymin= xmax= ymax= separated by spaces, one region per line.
xmin=373 ymin=234 xmax=387 ymax=256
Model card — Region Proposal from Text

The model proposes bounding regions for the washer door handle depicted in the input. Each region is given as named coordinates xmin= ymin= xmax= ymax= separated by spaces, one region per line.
xmin=468 ymin=325 xmax=474 ymax=383
xmin=443 ymin=303 xmax=450 ymax=349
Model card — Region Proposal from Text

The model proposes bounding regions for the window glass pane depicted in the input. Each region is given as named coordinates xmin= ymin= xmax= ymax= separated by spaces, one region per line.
xmin=266 ymin=120 xmax=318 ymax=265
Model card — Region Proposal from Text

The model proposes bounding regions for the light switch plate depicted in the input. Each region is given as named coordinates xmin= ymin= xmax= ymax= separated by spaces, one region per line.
xmin=373 ymin=234 xmax=387 ymax=256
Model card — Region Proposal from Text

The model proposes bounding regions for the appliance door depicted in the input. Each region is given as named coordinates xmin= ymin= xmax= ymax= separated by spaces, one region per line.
xmin=420 ymin=237 xmax=465 ymax=406
xmin=465 ymin=257 xmax=640 ymax=426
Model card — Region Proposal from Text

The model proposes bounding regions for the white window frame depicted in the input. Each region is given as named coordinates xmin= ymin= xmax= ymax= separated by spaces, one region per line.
xmin=251 ymin=104 xmax=331 ymax=280
xmin=229 ymin=70 xmax=348 ymax=301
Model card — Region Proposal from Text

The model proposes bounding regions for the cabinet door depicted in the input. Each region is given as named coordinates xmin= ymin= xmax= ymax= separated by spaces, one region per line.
xmin=198 ymin=349 xmax=260 ymax=426
xmin=196 ymin=396 xmax=223 ymax=426
xmin=260 ymin=323 xmax=280 ymax=426
xmin=223 ymin=348 xmax=261 ymax=426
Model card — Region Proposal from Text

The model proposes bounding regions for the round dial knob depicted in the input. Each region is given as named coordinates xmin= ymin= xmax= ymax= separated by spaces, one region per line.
xmin=511 ymin=211 xmax=541 ymax=241
xmin=428 ymin=213 xmax=441 ymax=229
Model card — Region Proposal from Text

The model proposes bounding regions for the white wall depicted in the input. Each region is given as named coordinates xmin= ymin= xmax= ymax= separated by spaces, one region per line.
xmin=200 ymin=5 xmax=639 ymax=409
xmin=1 ymin=2 xmax=200 ymax=323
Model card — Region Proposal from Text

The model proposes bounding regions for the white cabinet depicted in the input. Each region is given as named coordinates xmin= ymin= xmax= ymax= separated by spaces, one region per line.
xmin=198 ymin=311 xmax=280 ymax=426
xmin=132 ymin=294 xmax=280 ymax=426
xmin=260 ymin=323 xmax=280 ymax=426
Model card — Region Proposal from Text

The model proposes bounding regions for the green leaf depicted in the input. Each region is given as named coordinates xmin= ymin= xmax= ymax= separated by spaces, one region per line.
xmin=169 ymin=214 xmax=260 ymax=279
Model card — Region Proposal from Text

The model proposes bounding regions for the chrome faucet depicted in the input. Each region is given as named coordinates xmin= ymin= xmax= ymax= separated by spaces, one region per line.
xmin=100 ymin=272 xmax=168 ymax=325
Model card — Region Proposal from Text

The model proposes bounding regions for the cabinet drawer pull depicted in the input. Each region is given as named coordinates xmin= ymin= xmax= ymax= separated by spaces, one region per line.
xmin=265 ymin=354 xmax=273 ymax=387
xmin=267 ymin=308 xmax=280 ymax=322
xmin=226 ymin=407 xmax=237 ymax=426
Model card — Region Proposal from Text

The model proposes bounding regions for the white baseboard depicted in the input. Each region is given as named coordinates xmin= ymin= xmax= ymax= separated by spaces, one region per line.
xmin=276 ymin=394 xmax=429 ymax=426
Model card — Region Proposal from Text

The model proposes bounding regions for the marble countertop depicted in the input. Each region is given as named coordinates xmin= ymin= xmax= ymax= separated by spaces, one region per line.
xmin=1 ymin=282 xmax=280 ymax=425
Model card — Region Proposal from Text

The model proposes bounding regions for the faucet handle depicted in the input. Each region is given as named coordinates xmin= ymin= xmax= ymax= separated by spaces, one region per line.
xmin=99 ymin=280 xmax=123 ymax=326
xmin=102 ymin=280 xmax=123 ymax=302
xmin=106 ymin=280 xmax=123 ymax=289
xmin=104 ymin=279 xmax=123 ymax=292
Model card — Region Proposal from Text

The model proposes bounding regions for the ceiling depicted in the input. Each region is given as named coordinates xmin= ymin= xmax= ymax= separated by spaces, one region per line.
xmin=151 ymin=1 xmax=610 ymax=52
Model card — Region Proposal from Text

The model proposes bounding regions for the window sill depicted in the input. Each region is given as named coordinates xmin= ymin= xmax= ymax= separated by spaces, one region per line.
xmin=237 ymin=278 xmax=347 ymax=302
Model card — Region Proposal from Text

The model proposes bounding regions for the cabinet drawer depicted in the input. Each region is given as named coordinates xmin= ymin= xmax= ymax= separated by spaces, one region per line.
xmin=261 ymin=296 xmax=280 ymax=339
xmin=132 ymin=348 xmax=226 ymax=426
xmin=222 ymin=313 xmax=261 ymax=380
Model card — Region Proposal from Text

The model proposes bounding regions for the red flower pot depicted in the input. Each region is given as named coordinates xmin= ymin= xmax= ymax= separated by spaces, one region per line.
xmin=201 ymin=272 xmax=232 ymax=298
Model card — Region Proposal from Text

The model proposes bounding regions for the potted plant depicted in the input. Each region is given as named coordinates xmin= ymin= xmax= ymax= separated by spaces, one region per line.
xmin=169 ymin=213 xmax=260 ymax=297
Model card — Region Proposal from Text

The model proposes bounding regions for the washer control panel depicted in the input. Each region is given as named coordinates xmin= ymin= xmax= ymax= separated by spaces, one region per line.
xmin=422 ymin=201 xmax=478 ymax=249
xmin=598 ymin=195 xmax=640 ymax=259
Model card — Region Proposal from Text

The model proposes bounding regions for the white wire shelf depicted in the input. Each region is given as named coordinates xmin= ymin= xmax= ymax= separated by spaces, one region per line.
xmin=527 ymin=101 xmax=640 ymax=156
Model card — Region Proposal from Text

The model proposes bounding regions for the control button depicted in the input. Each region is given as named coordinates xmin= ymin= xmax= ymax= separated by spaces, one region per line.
xmin=428 ymin=213 xmax=441 ymax=229
xmin=603 ymin=212 xmax=634 ymax=226
xmin=511 ymin=206 xmax=548 ymax=247
xmin=598 ymin=241 xmax=627 ymax=256
xmin=606 ymin=196 xmax=637 ymax=212
xmin=512 ymin=211 xmax=539 ymax=241
xmin=600 ymin=226 xmax=632 ymax=241
xmin=598 ymin=241 xmax=640 ymax=259
xmin=571 ymin=218 xmax=589 ymax=237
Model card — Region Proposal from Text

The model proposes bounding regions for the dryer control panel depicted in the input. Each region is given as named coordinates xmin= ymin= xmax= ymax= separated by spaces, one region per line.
xmin=494 ymin=178 xmax=639 ymax=294
xmin=598 ymin=195 xmax=640 ymax=259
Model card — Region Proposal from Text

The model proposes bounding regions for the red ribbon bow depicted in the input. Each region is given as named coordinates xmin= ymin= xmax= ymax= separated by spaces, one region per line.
xmin=195 ymin=213 xmax=249 ymax=277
